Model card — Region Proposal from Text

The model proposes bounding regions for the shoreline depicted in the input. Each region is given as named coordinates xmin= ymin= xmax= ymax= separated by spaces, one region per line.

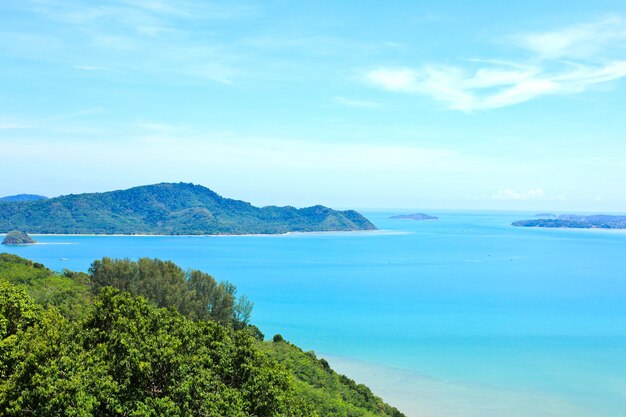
xmin=11 ymin=229 xmax=404 ymax=238
xmin=320 ymin=354 xmax=592 ymax=417
xmin=513 ymin=225 xmax=626 ymax=233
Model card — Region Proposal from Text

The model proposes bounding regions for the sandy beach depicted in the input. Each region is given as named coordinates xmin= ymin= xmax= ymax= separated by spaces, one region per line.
xmin=322 ymin=354 xmax=593 ymax=417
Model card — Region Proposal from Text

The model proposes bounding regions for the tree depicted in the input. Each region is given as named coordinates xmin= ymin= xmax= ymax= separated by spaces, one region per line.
xmin=0 ymin=287 xmax=310 ymax=416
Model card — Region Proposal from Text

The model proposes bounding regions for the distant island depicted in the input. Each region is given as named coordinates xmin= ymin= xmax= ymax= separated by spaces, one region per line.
xmin=2 ymin=230 xmax=36 ymax=245
xmin=513 ymin=214 xmax=626 ymax=229
xmin=390 ymin=213 xmax=438 ymax=221
xmin=0 ymin=182 xmax=376 ymax=235
xmin=0 ymin=194 xmax=47 ymax=202
xmin=534 ymin=212 xmax=556 ymax=218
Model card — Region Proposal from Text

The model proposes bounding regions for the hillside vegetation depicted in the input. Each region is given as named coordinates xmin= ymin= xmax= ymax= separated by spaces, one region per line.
xmin=0 ymin=183 xmax=376 ymax=235
xmin=0 ymin=254 xmax=406 ymax=417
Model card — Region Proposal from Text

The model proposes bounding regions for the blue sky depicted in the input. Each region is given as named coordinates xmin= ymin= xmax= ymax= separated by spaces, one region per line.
xmin=2 ymin=0 xmax=626 ymax=211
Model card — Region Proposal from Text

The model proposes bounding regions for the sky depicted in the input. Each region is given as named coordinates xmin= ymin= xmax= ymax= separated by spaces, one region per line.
xmin=2 ymin=0 xmax=626 ymax=211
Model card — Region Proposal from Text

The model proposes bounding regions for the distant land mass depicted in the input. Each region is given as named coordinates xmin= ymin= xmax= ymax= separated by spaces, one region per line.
xmin=0 ymin=194 xmax=47 ymax=202
xmin=0 ymin=182 xmax=376 ymax=235
xmin=390 ymin=213 xmax=438 ymax=221
xmin=513 ymin=214 xmax=626 ymax=229
xmin=2 ymin=230 xmax=36 ymax=245
xmin=534 ymin=212 xmax=556 ymax=218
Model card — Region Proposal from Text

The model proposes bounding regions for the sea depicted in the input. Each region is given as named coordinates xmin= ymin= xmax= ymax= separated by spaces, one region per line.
xmin=3 ymin=211 xmax=625 ymax=417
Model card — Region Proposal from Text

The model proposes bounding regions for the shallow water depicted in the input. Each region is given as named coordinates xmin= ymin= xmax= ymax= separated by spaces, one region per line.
xmin=4 ymin=211 xmax=626 ymax=417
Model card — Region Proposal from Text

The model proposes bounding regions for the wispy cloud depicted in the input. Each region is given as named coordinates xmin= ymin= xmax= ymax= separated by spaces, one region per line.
xmin=491 ymin=188 xmax=565 ymax=201
xmin=364 ymin=17 xmax=626 ymax=111
xmin=16 ymin=0 xmax=251 ymax=84
xmin=513 ymin=16 xmax=626 ymax=59
xmin=492 ymin=188 xmax=545 ymax=201
xmin=333 ymin=96 xmax=379 ymax=108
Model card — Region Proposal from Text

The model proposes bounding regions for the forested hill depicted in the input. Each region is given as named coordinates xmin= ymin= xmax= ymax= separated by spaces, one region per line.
xmin=0 ymin=254 xmax=406 ymax=417
xmin=0 ymin=182 xmax=376 ymax=234
xmin=0 ymin=194 xmax=47 ymax=202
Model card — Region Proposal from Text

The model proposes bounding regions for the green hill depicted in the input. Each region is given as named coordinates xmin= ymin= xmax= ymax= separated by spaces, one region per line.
xmin=0 ymin=254 xmax=406 ymax=417
xmin=0 ymin=182 xmax=376 ymax=235
xmin=0 ymin=194 xmax=47 ymax=202
xmin=261 ymin=339 xmax=405 ymax=417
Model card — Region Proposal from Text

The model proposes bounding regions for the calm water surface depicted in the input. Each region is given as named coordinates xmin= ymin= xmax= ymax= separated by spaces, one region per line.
xmin=4 ymin=211 xmax=626 ymax=417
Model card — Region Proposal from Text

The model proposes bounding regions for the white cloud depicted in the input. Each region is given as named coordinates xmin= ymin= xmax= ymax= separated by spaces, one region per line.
xmin=364 ymin=17 xmax=626 ymax=111
xmin=514 ymin=16 xmax=626 ymax=59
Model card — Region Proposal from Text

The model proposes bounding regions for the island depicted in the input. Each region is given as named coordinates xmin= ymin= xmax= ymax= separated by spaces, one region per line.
xmin=390 ymin=213 xmax=438 ymax=221
xmin=513 ymin=214 xmax=626 ymax=229
xmin=0 ymin=182 xmax=377 ymax=235
xmin=2 ymin=230 xmax=36 ymax=245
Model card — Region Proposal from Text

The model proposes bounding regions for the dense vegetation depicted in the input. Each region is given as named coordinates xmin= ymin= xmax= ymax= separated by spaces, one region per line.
xmin=261 ymin=340 xmax=405 ymax=417
xmin=0 ymin=254 xmax=406 ymax=417
xmin=0 ymin=194 xmax=47 ymax=202
xmin=0 ymin=183 xmax=376 ymax=235
xmin=89 ymin=257 xmax=253 ymax=328
xmin=513 ymin=214 xmax=626 ymax=229
xmin=2 ymin=231 xmax=36 ymax=245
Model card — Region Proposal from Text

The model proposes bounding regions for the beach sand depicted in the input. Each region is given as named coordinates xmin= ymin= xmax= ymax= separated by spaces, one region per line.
xmin=322 ymin=354 xmax=593 ymax=417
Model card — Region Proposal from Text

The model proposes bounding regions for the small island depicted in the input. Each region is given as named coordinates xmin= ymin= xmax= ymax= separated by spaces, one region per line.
xmin=390 ymin=213 xmax=438 ymax=221
xmin=2 ymin=230 xmax=36 ymax=245
xmin=513 ymin=214 xmax=626 ymax=229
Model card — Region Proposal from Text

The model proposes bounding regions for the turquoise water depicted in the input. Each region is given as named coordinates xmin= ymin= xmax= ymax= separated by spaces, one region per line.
xmin=4 ymin=211 xmax=626 ymax=417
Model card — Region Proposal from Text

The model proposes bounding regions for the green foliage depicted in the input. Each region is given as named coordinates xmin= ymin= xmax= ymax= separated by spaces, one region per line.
xmin=0 ymin=182 xmax=377 ymax=234
xmin=0 ymin=286 xmax=312 ymax=416
xmin=260 ymin=340 xmax=406 ymax=417
xmin=0 ymin=253 xmax=52 ymax=284
xmin=0 ymin=253 xmax=91 ymax=320
xmin=246 ymin=324 xmax=265 ymax=341
xmin=0 ymin=280 xmax=42 ymax=341
xmin=0 ymin=255 xmax=404 ymax=417
xmin=89 ymin=257 xmax=252 ymax=327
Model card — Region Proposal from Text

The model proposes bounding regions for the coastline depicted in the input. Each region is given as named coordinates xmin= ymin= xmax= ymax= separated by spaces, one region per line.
xmin=15 ymin=229 xmax=405 ymax=238
xmin=513 ymin=225 xmax=626 ymax=234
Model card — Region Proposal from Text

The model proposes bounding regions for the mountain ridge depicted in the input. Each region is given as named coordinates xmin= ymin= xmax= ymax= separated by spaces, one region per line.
xmin=0 ymin=194 xmax=48 ymax=202
xmin=0 ymin=182 xmax=376 ymax=235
